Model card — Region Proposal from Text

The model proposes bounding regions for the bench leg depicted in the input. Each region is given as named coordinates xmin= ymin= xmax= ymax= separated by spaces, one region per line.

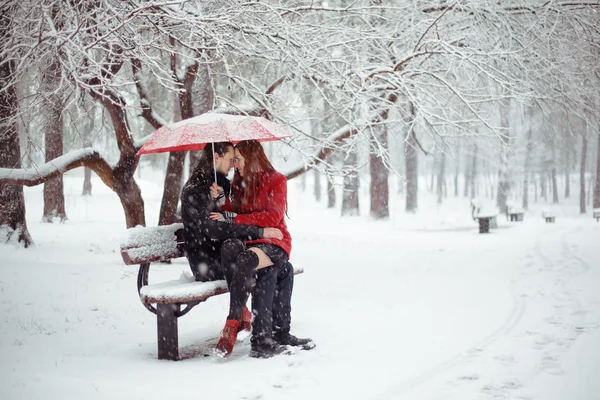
xmin=157 ymin=303 xmax=180 ymax=361
xmin=479 ymin=218 xmax=490 ymax=233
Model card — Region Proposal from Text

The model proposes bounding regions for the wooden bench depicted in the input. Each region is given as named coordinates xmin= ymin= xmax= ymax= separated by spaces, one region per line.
xmin=120 ymin=223 xmax=303 ymax=361
xmin=594 ymin=208 xmax=600 ymax=222
xmin=507 ymin=208 xmax=525 ymax=222
xmin=542 ymin=211 xmax=555 ymax=223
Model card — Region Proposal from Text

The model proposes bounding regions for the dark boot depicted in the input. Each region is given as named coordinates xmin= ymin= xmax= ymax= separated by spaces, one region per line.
xmin=251 ymin=266 xmax=277 ymax=341
xmin=273 ymin=332 xmax=315 ymax=350
xmin=249 ymin=337 xmax=291 ymax=358
xmin=272 ymin=261 xmax=294 ymax=334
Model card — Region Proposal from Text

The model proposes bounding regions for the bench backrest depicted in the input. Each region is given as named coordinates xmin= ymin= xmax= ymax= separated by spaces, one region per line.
xmin=120 ymin=223 xmax=185 ymax=265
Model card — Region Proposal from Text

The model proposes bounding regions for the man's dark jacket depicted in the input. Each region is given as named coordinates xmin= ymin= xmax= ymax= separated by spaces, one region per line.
xmin=181 ymin=169 xmax=262 ymax=281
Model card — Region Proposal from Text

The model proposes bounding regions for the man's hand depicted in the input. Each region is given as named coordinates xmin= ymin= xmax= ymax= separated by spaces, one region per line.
xmin=210 ymin=183 xmax=224 ymax=199
xmin=209 ymin=211 xmax=237 ymax=223
xmin=262 ymin=227 xmax=283 ymax=240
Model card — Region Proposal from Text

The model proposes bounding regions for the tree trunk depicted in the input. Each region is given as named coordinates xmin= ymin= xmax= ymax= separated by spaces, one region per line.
xmin=82 ymin=104 xmax=98 ymax=196
xmin=82 ymin=168 xmax=92 ymax=195
xmin=594 ymin=130 xmax=600 ymax=209
xmin=41 ymin=59 xmax=67 ymax=222
xmin=113 ymin=173 xmax=146 ymax=228
xmin=534 ymin=173 xmax=538 ymax=203
xmin=470 ymin=142 xmax=477 ymax=199
xmin=454 ymin=151 xmax=459 ymax=197
xmin=0 ymin=59 xmax=33 ymax=246
xmin=437 ymin=151 xmax=446 ymax=204
xmin=541 ymin=173 xmax=547 ymax=201
xmin=405 ymin=104 xmax=418 ymax=213
xmin=463 ymin=151 xmax=470 ymax=197
xmin=341 ymin=145 xmax=359 ymax=216
xmin=189 ymin=64 xmax=214 ymax=176
xmin=551 ymin=167 xmax=559 ymax=204
xmin=429 ymin=156 xmax=436 ymax=193
xmin=327 ymin=175 xmax=335 ymax=208
xmin=496 ymin=102 xmax=511 ymax=214
xmin=523 ymin=124 xmax=533 ymax=209
xmin=314 ymin=168 xmax=322 ymax=202
xmin=370 ymin=128 xmax=389 ymax=219
xmin=565 ymin=151 xmax=571 ymax=199
xmin=159 ymin=62 xmax=198 ymax=226
xmin=580 ymin=134 xmax=588 ymax=214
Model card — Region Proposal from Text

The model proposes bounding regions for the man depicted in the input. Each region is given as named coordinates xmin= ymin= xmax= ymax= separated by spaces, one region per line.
xmin=180 ymin=142 xmax=282 ymax=344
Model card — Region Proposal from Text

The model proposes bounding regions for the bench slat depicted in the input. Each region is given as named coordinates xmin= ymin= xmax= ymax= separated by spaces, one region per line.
xmin=140 ymin=267 xmax=304 ymax=304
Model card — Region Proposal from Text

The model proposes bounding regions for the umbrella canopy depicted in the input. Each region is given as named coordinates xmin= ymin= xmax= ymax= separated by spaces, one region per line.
xmin=137 ymin=113 xmax=292 ymax=156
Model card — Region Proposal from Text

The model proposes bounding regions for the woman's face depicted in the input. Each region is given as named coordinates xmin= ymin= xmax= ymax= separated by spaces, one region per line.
xmin=234 ymin=149 xmax=245 ymax=177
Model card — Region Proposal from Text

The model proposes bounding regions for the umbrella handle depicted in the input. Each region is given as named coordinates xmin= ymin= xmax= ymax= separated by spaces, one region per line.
xmin=212 ymin=142 xmax=217 ymax=184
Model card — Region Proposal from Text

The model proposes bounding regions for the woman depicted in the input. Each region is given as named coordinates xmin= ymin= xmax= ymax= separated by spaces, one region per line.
xmin=211 ymin=140 xmax=314 ymax=358
xmin=180 ymin=142 xmax=283 ymax=339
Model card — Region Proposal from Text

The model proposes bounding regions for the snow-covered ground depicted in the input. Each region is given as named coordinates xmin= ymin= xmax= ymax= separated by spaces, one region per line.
xmin=1 ymin=170 xmax=600 ymax=400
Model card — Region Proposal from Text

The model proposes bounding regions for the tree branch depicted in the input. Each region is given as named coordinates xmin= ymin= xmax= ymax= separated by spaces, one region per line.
xmin=0 ymin=148 xmax=115 ymax=188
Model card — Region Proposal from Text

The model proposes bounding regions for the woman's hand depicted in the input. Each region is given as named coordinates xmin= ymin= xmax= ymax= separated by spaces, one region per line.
xmin=262 ymin=227 xmax=283 ymax=240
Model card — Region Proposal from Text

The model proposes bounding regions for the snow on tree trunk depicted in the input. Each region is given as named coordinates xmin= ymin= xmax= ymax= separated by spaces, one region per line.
xmin=41 ymin=58 xmax=67 ymax=223
xmin=0 ymin=59 xmax=33 ymax=247
xmin=369 ymin=128 xmax=389 ymax=219
xmin=341 ymin=144 xmax=359 ymax=216
xmin=580 ymin=134 xmax=588 ymax=214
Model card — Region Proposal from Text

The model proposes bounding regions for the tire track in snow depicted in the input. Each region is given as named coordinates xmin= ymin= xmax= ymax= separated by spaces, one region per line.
xmin=372 ymin=225 xmax=594 ymax=400
xmin=371 ymin=254 xmax=528 ymax=399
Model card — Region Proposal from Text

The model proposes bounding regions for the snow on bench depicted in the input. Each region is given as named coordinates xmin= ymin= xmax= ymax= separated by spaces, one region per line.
xmin=120 ymin=223 xmax=185 ymax=265
xmin=140 ymin=267 xmax=304 ymax=305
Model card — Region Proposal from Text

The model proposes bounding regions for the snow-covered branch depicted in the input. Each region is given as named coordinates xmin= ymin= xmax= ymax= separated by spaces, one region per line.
xmin=0 ymin=148 xmax=115 ymax=188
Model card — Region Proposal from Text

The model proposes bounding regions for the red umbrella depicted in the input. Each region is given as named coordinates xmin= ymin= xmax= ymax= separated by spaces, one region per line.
xmin=137 ymin=113 xmax=292 ymax=156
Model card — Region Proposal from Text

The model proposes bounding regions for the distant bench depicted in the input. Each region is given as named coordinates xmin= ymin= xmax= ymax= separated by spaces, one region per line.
xmin=471 ymin=199 xmax=498 ymax=234
xmin=507 ymin=207 xmax=525 ymax=222
xmin=120 ymin=223 xmax=303 ymax=361
xmin=474 ymin=213 xmax=497 ymax=234
xmin=594 ymin=208 xmax=600 ymax=222
xmin=542 ymin=211 xmax=555 ymax=223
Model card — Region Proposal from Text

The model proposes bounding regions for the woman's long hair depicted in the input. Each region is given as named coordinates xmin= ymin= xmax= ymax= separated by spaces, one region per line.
xmin=231 ymin=140 xmax=282 ymax=213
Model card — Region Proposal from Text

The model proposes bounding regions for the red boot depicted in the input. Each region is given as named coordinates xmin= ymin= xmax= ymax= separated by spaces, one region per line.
xmin=215 ymin=319 xmax=239 ymax=358
xmin=237 ymin=306 xmax=253 ymax=341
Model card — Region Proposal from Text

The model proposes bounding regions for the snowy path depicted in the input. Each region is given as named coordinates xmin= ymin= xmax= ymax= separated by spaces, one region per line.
xmin=1 ymin=175 xmax=599 ymax=400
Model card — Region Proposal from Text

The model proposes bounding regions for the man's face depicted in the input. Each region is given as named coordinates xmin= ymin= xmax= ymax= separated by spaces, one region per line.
xmin=215 ymin=147 xmax=235 ymax=175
